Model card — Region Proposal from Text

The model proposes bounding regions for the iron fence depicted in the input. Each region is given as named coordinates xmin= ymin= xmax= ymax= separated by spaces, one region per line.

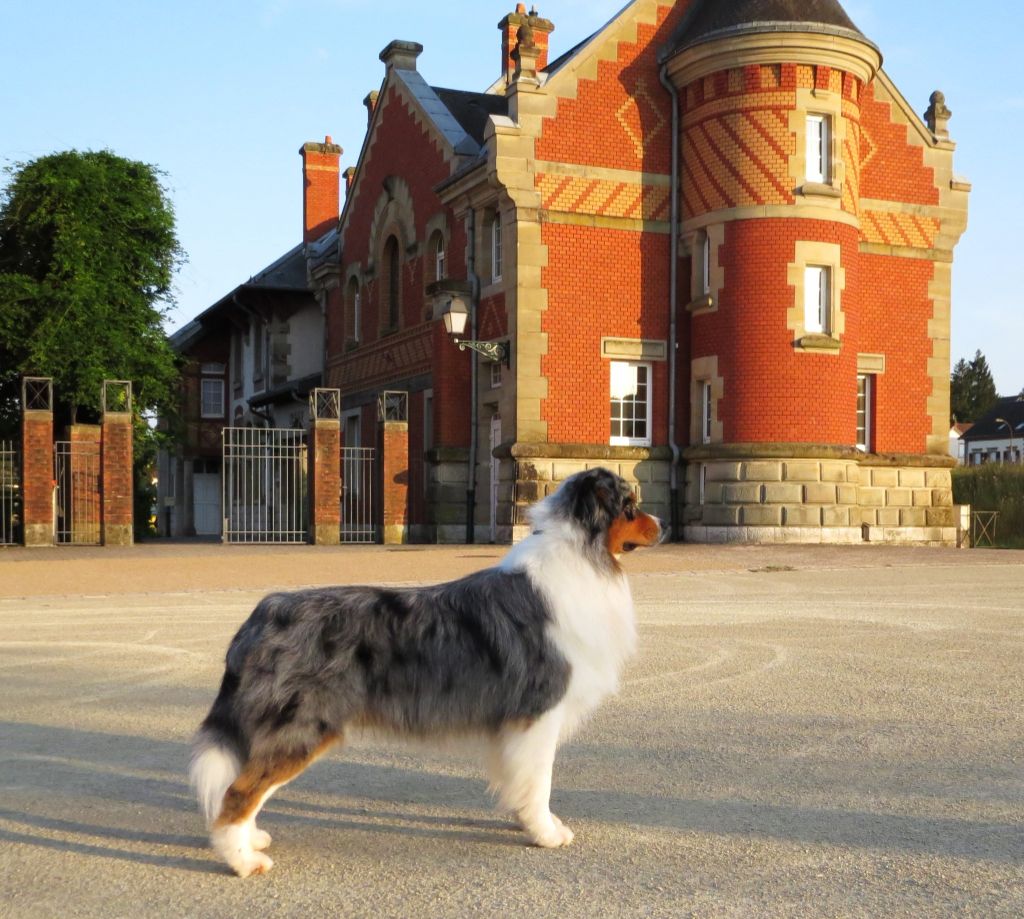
xmin=1 ymin=441 xmax=19 ymax=545
xmin=54 ymin=440 xmax=102 ymax=545
xmin=223 ymin=427 xmax=308 ymax=544
xmin=341 ymin=446 xmax=376 ymax=543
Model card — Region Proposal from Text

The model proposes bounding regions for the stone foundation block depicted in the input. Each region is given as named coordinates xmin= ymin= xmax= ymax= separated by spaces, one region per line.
xmin=932 ymin=489 xmax=953 ymax=507
xmin=763 ymin=483 xmax=804 ymax=504
xmin=820 ymin=462 xmax=850 ymax=483
xmin=870 ymin=468 xmax=900 ymax=488
xmin=743 ymin=461 xmax=783 ymax=482
xmin=822 ymin=506 xmax=851 ymax=527
xmin=707 ymin=462 xmax=743 ymax=483
xmin=804 ymin=483 xmax=838 ymax=504
xmin=742 ymin=505 xmax=783 ymax=526
xmin=704 ymin=504 xmax=741 ymax=526
xmin=784 ymin=462 xmax=820 ymax=482
xmin=859 ymin=487 xmax=885 ymax=507
xmin=724 ymin=483 xmax=762 ymax=505
xmin=900 ymin=507 xmax=927 ymax=527
xmin=886 ymin=488 xmax=913 ymax=507
xmin=926 ymin=469 xmax=953 ymax=488
xmin=837 ymin=484 xmax=858 ymax=505
xmin=783 ymin=505 xmax=821 ymax=526
xmin=876 ymin=508 xmax=901 ymax=527
xmin=899 ymin=468 xmax=927 ymax=488
xmin=926 ymin=506 xmax=957 ymax=527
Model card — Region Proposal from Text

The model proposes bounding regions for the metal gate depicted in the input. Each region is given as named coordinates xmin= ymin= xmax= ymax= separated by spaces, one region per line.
xmin=1 ymin=440 xmax=19 ymax=545
xmin=54 ymin=440 xmax=102 ymax=545
xmin=222 ymin=427 xmax=308 ymax=544
xmin=341 ymin=447 xmax=376 ymax=543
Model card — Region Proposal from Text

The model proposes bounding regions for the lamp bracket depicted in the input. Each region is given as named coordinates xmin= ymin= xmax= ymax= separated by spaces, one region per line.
xmin=454 ymin=338 xmax=510 ymax=367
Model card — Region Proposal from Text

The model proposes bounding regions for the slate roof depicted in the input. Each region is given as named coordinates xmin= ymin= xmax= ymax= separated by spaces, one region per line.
xmin=961 ymin=397 xmax=1024 ymax=441
xmin=664 ymin=0 xmax=874 ymax=58
xmin=432 ymin=88 xmax=509 ymax=146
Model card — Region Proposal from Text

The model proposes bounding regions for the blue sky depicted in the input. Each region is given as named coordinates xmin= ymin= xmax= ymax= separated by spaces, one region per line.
xmin=3 ymin=0 xmax=1020 ymax=394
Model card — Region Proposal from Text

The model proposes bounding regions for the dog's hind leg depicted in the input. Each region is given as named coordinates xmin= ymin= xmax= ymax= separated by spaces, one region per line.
xmin=211 ymin=733 xmax=339 ymax=877
xmin=493 ymin=707 xmax=574 ymax=848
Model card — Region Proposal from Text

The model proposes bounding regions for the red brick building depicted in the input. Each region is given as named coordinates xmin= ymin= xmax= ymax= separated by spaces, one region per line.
xmin=310 ymin=0 xmax=970 ymax=544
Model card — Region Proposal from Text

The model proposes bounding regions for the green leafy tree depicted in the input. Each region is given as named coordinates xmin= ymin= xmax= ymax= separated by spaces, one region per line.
xmin=950 ymin=349 xmax=999 ymax=423
xmin=0 ymin=150 xmax=184 ymax=431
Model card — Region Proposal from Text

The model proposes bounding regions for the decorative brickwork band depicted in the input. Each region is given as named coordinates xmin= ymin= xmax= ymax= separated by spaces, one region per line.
xmin=378 ymin=420 xmax=409 ymax=545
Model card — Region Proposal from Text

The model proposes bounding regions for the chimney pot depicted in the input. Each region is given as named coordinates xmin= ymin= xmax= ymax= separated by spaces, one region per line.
xmin=499 ymin=7 xmax=553 ymax=85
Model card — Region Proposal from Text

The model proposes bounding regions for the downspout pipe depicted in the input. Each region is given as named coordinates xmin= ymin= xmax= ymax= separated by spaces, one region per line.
xmin=659 ymin=62 xmax=683 ymax=541
xmin=466 ymin=207 xmax=480 ymax=544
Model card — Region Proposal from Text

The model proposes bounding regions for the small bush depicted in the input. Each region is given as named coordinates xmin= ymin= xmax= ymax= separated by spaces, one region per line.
xmin=952 ymin=465 xmax=1024 ymax=548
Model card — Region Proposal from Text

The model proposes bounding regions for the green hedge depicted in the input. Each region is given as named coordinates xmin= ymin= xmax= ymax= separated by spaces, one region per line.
xmin=952 ymin=464 xmax=1024 ymax=548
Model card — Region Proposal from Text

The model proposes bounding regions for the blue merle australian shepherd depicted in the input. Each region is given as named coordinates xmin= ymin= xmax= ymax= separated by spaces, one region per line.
xmin=190 ymin=467 xmax=664 ymax=876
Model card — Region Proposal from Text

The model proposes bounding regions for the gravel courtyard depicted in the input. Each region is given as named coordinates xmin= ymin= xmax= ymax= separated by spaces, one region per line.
xmin=0 ymin=542 xmax=1021 ymax=918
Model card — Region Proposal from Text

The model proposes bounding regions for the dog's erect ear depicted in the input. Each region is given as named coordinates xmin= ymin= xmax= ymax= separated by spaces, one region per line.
xmin=568 ymin=468 xmax=625 ymax=538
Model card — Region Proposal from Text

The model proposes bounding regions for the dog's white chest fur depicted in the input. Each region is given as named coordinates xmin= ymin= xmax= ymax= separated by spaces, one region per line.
xmin=501 ymin=525 xmax=637 ymax=736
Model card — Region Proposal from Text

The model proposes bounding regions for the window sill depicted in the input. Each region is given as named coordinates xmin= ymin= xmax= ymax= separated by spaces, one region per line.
xmin=610 ymin=439 xmax=653 ymax=448
xmin=796 ymin=333 xmax=841 ymax=352
xmin=798 ymin=182 xmax=842 ymax=199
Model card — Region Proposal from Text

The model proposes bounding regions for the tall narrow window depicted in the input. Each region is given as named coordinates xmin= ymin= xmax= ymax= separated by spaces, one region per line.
xmin=491 ymin=216 xmax=503 ymax=282
xmin=346 ymin=277 xmax=361 ymax=344
xmin=610 ymin=361 xmax=652 ymax=446
xmin=806 ymin=114 xmax=830 ymax=184
xmin=857 ymin=374 xmax=874 ymax=452
xmin=701 ymin=234 xmax=711 ymax=296
xmin=804 ymin=265 xmax=831 ymax=335
xmin=700 ymin=380 xmax=713 ymax=444
xmin=433 ymin=233 xmax=446 ymax=281
xmin=201 ymin=377 xmax=225 ymax=419
xmin=384 ymin=235 xmax=400 ymax=331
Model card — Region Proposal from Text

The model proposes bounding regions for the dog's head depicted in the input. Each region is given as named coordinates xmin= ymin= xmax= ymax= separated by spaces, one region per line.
xmin=533 ymin=467 xmax=665 ymax=569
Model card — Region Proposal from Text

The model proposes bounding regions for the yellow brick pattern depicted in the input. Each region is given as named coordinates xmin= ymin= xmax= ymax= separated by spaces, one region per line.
xmin=682 ymin=103 xmax=795 ymax=214
xmin=861 ymin=210 xmax=941 ymax=249
xmin=537 ymin=173 xmax=671 ymax=221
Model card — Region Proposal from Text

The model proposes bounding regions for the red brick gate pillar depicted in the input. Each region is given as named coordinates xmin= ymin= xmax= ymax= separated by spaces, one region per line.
xmin=308 ymin=417 xmax=341 ymax=545
xmin=21 ymin=402 xmax=54 ymax=548
xmin=379 ymin=420 xmax=409 ymax=545
xmin=101 ymin=412 xmax=133 ymax=546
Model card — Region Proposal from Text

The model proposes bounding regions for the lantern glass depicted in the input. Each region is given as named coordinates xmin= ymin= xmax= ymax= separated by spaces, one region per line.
xmin=442 ymin=296 xmax=469 ymax=336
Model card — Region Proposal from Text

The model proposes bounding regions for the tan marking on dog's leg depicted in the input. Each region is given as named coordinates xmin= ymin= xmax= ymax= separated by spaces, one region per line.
xmin=212 ymin=733 xmax=339 ymax=877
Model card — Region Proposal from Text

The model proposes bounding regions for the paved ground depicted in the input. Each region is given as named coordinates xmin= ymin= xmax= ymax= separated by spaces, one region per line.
xmin=0 ymin=542 xmax=1022 ymax=918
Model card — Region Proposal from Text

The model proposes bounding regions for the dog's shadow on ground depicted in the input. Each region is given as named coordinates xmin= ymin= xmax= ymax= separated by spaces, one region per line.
xmin=1 ymin=720 xmax=1021 ymax=873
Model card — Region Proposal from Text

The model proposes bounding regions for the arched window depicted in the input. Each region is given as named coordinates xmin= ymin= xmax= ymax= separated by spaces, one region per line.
xmin=383 ymin=235 xmax=400 ymax=331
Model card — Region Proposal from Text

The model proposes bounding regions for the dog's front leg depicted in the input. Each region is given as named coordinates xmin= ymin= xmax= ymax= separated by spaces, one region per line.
xmin=495 ymin=706 xmax=574 ymax=848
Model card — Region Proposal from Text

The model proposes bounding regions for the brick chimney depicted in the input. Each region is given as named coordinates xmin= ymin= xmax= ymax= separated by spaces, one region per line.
xmin=499 ymin=5 xmax=554 ymax=84
xmin=299 ymin=135 xmax=343 ymax=243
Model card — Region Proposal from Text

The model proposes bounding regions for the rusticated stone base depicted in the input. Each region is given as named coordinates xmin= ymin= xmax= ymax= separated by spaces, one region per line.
xmin=494 ymin=443 xmax=675 ymax=543
xmin=683 ymin=444 xmax=957 ymax=546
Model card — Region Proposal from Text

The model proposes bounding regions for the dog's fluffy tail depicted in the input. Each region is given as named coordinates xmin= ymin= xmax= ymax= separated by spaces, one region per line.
xmin=189 ymin=672 xmax=246 ymax=825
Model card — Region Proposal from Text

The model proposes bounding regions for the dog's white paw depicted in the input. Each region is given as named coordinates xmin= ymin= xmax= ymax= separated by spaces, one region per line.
xmin=230 ymin=850 xmax=274 ymax=878
xmin=251 ymin=828 xmax=272 ymax=851
xmin=527 ymin=814 xmax=574 ymax=848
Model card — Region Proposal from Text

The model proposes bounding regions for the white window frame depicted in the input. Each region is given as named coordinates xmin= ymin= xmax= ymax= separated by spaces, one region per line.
xmin=804 ymin=265 xmax=831 ymax=335
xmin=200 ymin=377 xmax=225 ymax=419
xmin=609 ymin=361 xmax=652 ymax=447
xmin=806 ymin=114 xmax=830 ymax=184
xmin=700 ymin=380 xmax=713 ymax=444
xmin=856 ymin=374 xmax=873 ymax=452
xmin=490 ymin=358 xmax=502 ymax=389
xmin=491 ymin=215 xmax=503 ymax=283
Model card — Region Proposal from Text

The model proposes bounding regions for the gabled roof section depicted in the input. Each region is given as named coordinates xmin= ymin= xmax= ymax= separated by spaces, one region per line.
xmin=393 ymin=69 xmax=480 ymax=156
xmin=664 ymin=0 xmax=876 ymax=58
